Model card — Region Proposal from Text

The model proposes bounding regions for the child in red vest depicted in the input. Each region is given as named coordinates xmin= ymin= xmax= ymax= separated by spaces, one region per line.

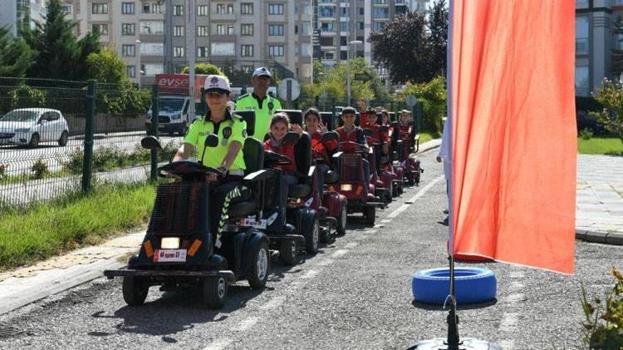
xmin=264 ymin=113 xmax=299 ymax=185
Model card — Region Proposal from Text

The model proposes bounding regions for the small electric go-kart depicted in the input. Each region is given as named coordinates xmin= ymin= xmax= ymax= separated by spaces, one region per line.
xmin=104 ymin=135 xmax=272 ymax=309
xmin=329 ymin=138 xmax=385 ymax=226
xmin=392 ymin=121 xmax=423 ymax=186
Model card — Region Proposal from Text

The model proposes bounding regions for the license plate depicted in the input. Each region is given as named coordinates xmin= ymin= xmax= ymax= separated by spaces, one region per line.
xmin=240 ymin=216 xmax=267 ymax=229
xmin=153 ymin=249 xmax=187 ymax=263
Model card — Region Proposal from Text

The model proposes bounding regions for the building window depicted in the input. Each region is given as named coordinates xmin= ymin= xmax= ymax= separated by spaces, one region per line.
xmin=174 ymin=47 xmax=185 ymax=58
xmin=575 ymin=64 xmax=589 ymax=96
xmin=359 ymin=22 xmax=364 ymax=30
xmin=140 ymin=43 xmax=164 ymax=56
xmin=268 ymin=45 xmax=284 ymax=57
xmin=241 ymin=23 xmax=254 ymax=36
xmin=92 ymin=24 xmax=108 ymax=35
xmin=211 ymin=43 xmax=235 ymax=56
xmin=61 ymin=4 xmax=73 ymax=15
xmin=319 ymin=7 xmax=334 ymax=17
xmin=321 ymin=22 xmax=335 ymax=32
xmin=241 ymin=3 xmax=254 ymax=15
xmin=197 ymin=5 xmax=209 ymax=16
xmin=127 ymin=65 xmax=136 ymax=78
xmin=241 ymin=65 xmax=254 ymax=72
xmin=121 ymin=2 xmax=135 ymax=14
xmin=173 ymin=5 xmax=184 ymax=16
xmin=576 ymin=16 xmax=589 ymax=55
xmin=197 ymin=46 xmax=208 ymax=58
xmin=216 ymin=3 xmax=234 ymax=14
xmin=359 ymin=7 xmax=364 ymax=15
xmin=92 ymin=3 xmax=108 ymax=14
xmin=174 ymin=25 xmax=184 ymax=37
xmin=241 ymin=45 xmax=254 ymax=57
xmin=215 ymin=24 xmax=234 ymax=35
xmin=197 ymin=25 xmax=209 ymax=36
xmin=122 ymin=44 xmax=136 ymax=57
xmin=340 ymin=21 xmax=348 ymax=32
xmin=373 ymin=8 xmax=389 ymax=19
xmin=144 ymin=63 xmax=164 ymax=76
xmin=143 ymin=2 xmax=162 ymax=14
xmin=121 ymin=23 xmax=135 ymax=36
xmin=268 ymin=3 xmax=284 ymax=15
xmin=268 ymin=24 xmax=284 ymax=36
xmin=141 ymin=21 xmax=164 ymax=34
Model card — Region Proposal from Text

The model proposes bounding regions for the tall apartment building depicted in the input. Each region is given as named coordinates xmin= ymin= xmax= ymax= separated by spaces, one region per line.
xmin=0 ymin=0 xmax=48 ymax=36
xmin=575 ymin=0 xmax=623 ymax=97
xmin=313 ymin=0 xmax=427 ymax=83
xmin=62 ymin=0 xmax=313 ymax=87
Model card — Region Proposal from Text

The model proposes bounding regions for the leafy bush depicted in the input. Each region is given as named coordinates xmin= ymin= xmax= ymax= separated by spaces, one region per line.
xmin=31 ymin=159 xmax=49 ymax=179
xmin=590 ymin=79 xmax=623 ymax=141
xmin=0 ymin=163 xmax=7 ymax=179
xmin=397 ymin=76 xmax=447 ymax=134
xmin=581 ymin=267 xmax=623 ymax=349
xmin=580 ymin=128 xmax=594 ymax=140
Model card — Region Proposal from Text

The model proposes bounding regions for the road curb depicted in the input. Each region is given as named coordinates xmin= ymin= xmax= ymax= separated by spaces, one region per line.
xmin=575 ymin=229 xmax=623 ymax=245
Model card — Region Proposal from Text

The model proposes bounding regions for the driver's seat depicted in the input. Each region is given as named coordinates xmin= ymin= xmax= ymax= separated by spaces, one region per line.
xmin=288 ymin=132 xmax=313 ymax=198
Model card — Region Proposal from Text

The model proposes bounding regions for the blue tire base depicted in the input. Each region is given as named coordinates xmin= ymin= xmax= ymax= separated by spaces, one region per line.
xmin=412 ymin=267 xmax=497 ymax=305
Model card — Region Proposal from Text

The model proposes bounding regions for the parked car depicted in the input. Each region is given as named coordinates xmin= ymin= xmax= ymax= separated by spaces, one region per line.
xmin=0 ymin=108 xmax=69 ymax=147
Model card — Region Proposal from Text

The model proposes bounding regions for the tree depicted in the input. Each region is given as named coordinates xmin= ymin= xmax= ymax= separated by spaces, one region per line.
xmin=86 ymin=49 xmax=126 ymax=85
xmin=428 ymin=0 xmax=449 ymax=78
xmin=396 ymin=76 xmax=447 ymax=134
xmin=369 ymin=12 xmax=430 ymax=83
xmin=181 ymin=63 xmax=224 ymax=76
xmin=369 ymin=2 xmax=449 ymax=83
xmin=590 ymin=79 xmax=623 ymax=141
xmin=23 ymin=0 xmax=100 ymax=81
xmin=0 ymin=27 xmax=35 ymax=77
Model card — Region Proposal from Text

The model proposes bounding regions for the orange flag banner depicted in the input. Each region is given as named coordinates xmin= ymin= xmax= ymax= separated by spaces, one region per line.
xmin=449 ymin=0 xmax=577 ymax=273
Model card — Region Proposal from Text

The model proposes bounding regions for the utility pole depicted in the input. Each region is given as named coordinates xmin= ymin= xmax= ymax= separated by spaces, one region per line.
xmin=164 ymin=0 xmax=174 ymax=73
xmin=187 ymin=0 xmax=196 ymax=120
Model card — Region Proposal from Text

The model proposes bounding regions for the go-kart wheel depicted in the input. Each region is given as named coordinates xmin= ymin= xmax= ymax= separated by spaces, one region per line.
xmin=122 ymin=276 xmax=148 ymax=306
xmin=203 ymin=276 xmax=227 ymax=309
xmin=279 ymin=239 xmax=298 ymax=266
xmin=336 ymin=204 xmax=348 ymax=236
xmin=384 ymin=186 xmax=393 ymax=203
xmin=247 ymin=240 xmax=270 ymax=289
xmin=364 ymin=206 xmax=376 ymax=226
xmin=302 ymin=215 xmax=320 ymax=255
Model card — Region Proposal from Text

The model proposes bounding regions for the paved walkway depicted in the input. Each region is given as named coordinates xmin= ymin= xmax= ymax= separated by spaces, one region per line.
xmin=576 ymin=154 xmax=623 ymax=245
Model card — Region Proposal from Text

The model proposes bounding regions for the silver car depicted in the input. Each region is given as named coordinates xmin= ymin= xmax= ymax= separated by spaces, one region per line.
xmin=0 ymin=108 xmax=70 ymax=147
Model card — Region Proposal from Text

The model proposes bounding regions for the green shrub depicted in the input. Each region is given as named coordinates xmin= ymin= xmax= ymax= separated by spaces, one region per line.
xmin=581 ymin=267 xmax=623 ymax=349
xmin=31 ymin=159 xmax=49 ymax=179
xmin=0 ymin=163 xmax=7 ymax=179
xmin=590 ymin=79 xmax=623 ymax=141
xmin=396 ymin=76 xmax=447 ymax=134
xmin=580 ymin=128 xmax=594 ymax=140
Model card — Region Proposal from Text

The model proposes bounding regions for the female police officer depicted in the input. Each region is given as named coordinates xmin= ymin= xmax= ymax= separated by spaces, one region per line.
xmin=173 ymin=74 xmax=247 ymax=247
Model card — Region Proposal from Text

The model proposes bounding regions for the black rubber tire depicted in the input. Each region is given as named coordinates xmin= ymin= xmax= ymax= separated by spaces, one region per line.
xmin=247 ymin=240 xmax=270 ymax=289
xmin=302 ymin=215 xmax=320 ymax=255
xmin=122 ymin=276 xmax=148 ymax=306
xmin=279 ymin=239 xmax=298 ymax=266
xmin=58 ymin=131 xmax=68 ymax=146
xmin=336 ymin=204 xmax=348 ymax=236
xmin=364 ymin=206 xmax=376 ymax=226
xmin=406 ymin=173 xmax=415 ymax=186
xmin=29 ymin=133 xmax=39 ymax=148
xmin=203 ymin=276 xmax=227 ymax=309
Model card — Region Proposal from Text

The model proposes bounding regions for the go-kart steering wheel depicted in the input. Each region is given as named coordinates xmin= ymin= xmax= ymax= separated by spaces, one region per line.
xmin=264 ymin=150 xmax=292 ymax=165
xmin=158 ymin=160 xmax=225 ymax=178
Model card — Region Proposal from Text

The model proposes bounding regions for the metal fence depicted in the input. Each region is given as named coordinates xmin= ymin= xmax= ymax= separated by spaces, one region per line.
xmin=0 ymin=77 xmax=180 ymax=209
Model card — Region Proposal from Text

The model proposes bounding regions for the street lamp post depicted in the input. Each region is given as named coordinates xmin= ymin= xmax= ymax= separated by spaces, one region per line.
xmin=346 ymin=40 xmax=362 ymax=106
xmin=136 ymin=39 xmax=142 ymax=89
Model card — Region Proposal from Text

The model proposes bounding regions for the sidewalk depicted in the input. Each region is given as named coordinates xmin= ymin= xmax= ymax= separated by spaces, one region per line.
xmin=0 ymin=141 xmax=620 ymax=317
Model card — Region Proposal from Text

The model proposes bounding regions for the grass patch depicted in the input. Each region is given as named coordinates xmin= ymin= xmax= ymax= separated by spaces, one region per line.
xmin=418 ymin=132 xmax=439 ymax=144
xmin=0 ymin=182 xmax=155 ymax=271
xmin=578 ymin=137 xmax=623 ymax=156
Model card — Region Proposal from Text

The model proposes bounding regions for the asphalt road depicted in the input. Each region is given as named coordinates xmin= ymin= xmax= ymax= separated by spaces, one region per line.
xmin=0 ymin=149 xmax=620 ymax=349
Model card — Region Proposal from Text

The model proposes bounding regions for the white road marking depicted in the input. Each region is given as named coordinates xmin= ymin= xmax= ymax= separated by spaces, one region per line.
xmin=500 ymin=312 xmax=519 ymax=330
xmin=234 ymin=316 xmax=259 ymax=332
xmin=365 ymin=230 xmax=377 ymax=235
xmin=380 ymin=219 xmax=391 ymax=223
xmin=345 ymin=242 xmax=358 ymax=249
xmin=510 ymin=270 xmax=525 ymax=279
xmin=301 ymin=269 xmax=320 ymax=279
xmin=498 ymin=340 xmax=514 ymax=350
xmin=387 ymin=176 xmax=444 ymax=218
xmin=503 ymin=293 xmax=526 ymax=303
xmin=331 ymin=249 xmax=348 ymax=258
xmin=203 ymin=338 xmax=233 ymax=350
xmin=509 ymin=281 xmax=524 ymax=292
xmin=316 ymin=259 xmax=334 ymax=266
xmin=259 ymin=296 xmax=286 ymax=310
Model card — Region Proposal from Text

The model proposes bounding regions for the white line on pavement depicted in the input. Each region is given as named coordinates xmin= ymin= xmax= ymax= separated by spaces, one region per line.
xmin=301 ymin=269 xmax=320 ymax=279
xmin=499 ymin=312 xmax=519 ymax=330
xmin=316 ymin=259 xmax=334 ymax=266
xmin=203 ymin=338 xmax=233 ymax=350
xmin=386 ymin=176 xmax=444 ymax=218
xmin=509 ymin=281 xmax=524 ymax=292
xmin=502 ymin=293 xmax=526 ymax=304
xmin=331 ymin=249 xmax=349 ymax=258
xmin=498 ymin=340 xmax=514 ymax=350
xmin=259 ymin=296 xmax=286 ymax=310
xmin=510 ymin=270 xmax=525 ymax=279
xmin=344 ymin=242 xmax=358 ymax=249
xmin=381 ymin=219 xmax=391 ymax=223
xmin=234 ymin=316 xmax=259 ymax=332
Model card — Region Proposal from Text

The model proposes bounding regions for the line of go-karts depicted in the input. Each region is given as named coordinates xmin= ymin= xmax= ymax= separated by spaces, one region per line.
xmin=104 ymin=109 xmax=424 ymax=308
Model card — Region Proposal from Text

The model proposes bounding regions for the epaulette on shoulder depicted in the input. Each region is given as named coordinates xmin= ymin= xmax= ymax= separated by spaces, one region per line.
xmin=237 ymin=93 xmax=250 ymax=101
